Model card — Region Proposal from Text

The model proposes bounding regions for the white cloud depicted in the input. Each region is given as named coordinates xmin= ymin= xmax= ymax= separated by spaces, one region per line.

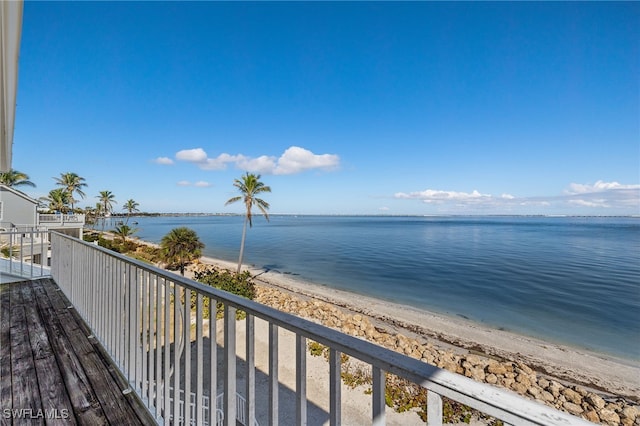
xmin=273 ymin=146 xmax=340 ymax=175
xmin=172 ymin=145 xmax=340 ymax=175
xmin=564 ymin=181 xmax=639 ymax=210
xmin=518 ymin=200 xmax=551 ymax=206
xmin=394 ymin=189 xmax=492 ymax=204
xmin=238 ymin=155 xmax=278 ymax=174
xmin=153 ymin=157 xmax=174 ymax=165
xmin=566 ymin=180 xmax=640 ymax=194
xmin=176 ymin=148 xmax=208 ymax=162
xmin=379 ymin=206 xmax=390 ymax=211
xmin=568 ymin=199 xmax=609 ymax=208
xmin=200 ymin=153 xmax=246 ymax=171
xmin=176 ymin=180 xmax=212 ymax=187
xmin=394 ymin=180 xmax=639 ymax=213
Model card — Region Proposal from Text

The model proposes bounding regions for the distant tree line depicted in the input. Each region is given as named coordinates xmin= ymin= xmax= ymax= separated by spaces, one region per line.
xmin=3 ymin=168 xmax=272 ymax=279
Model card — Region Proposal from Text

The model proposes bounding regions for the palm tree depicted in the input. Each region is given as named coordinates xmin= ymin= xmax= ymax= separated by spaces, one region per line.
xmin=54 ymin=172 xmax=87 ymax=211
xmin=160 ymin=227 xmax=204 ymax=276
xmin=97 ymin=191 xmax=116 ymax=233
xmin=225 ymin=173 xmax=271 ymax=274
xmin=83 ymin=205 xmax=96 ymax=225
xmin=0 ymin=169 xmax=36 ymax=188
xmin=122 ymin=199 xmax=140 ymax=225
xmin=40 ymin=188 xmax=71 ymax=213
xmin=91 ymin=202 xmax=104 ymax=229
xmin=97 ymin=190 xmax=117 ymax=216
xmin=113 ymin=224 xmax=137 ymax=244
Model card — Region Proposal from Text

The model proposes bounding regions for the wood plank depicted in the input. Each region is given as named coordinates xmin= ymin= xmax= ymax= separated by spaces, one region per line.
xmin=32 ymin=284 xmax=90 ymax=357
xmin=37 ymin=280 xmax=80 ymax=334
xmin=0 ymin=285 xmax=13 ymax=426
xmin=40 ymin=278 xmax=155 ymax=425
xmin=23 ymin=282 xmax=77 ymax=425
xmin=21 ymin=283 xmax=52 ymax=361
xmin=9 ymin=283 xmax=43 ymax=425
xmin=62 ymin=295 xmax=158 ymax=425
xmin=62 ymin=334 xmax=147 ymax=425
xmin=31 ymin=281 xmax=109 ymax=426
xmin=33 ymin=356 xmax=78 ymax=426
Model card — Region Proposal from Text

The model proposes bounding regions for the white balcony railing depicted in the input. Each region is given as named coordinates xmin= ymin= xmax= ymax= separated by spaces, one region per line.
xmin=48 ymin=232 xmax=592 ymax=426
xmin=38 ymin=213 xmax=85 ymax=226
xmin=0 ymin=229 xmax=50 ymax=280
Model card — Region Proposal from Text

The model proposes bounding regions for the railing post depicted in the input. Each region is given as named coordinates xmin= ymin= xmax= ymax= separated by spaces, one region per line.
xmin=155 ymin=275 xmax=163 ymax=419
xmin=141 ymin=270 xmax=149 ymax=403
xmin=427 ymin=391 xmax=443 ymax=426
xmin=183 ymin=288 xmax=192 ymax=426
xmin=110 ymin=255 xmax=115 ymax=351
xmin=19 ymin=233 xmax=23 ymax=277
xmin=172 ymin=284 xmax=181 ymax=425
xmin=196 ymin=293 xmax=204 ymax=425
xmin=135 ymin=268 xmax=143 ymax=394
xmin=148 ymin=274 xmax=156 ymax=416
xmin=116 ymin=259 xmax=124 ymax=372
xmin=162 ymin=278 xmax=171 ymax=425
xmin=28 ymin=228 xmax=33 ymax=278
xmin=296 ymin=334 xmax=307 ymax=426
xmin=372 ymin=367 xmax=385 ymax=426
xmin=246 ymin=314 xmax=255 ymax=426
xmin=208 ymin=296 xmax=217 ymax=426
xmin=224 ymin=304 xmax=237 ymax=426
xmin=329 ymin=348 xmax=341 ymax=426
xmin=269 ymin=322 xmax=279 ymax=426
xmin=128 ymin=265 xmax=138 ymax=389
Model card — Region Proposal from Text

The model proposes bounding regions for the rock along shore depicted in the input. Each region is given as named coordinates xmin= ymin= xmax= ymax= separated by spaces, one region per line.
xmin=251 ymin=282 xmax=639 ymax=426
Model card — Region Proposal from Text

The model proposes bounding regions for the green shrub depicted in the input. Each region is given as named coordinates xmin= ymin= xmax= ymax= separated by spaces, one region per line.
xmin=308 ymin=341 xmax=326 ymax=357
xmin=193 ymin=267 xmax=256 ymax=319
xmin=305 ymin=348 xmax=484 ymax=424
xmin=1 ymin=246 xmax=16 ymax=257
xmin=83 ymin=232 xmax=100 ymax=243
xmin=132 ymin=245 xmax=162 ymax=263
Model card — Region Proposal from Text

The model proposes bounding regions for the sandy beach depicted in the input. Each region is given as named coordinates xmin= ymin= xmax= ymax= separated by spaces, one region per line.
xmin=188 ymin=255 xmax=639 ymax=402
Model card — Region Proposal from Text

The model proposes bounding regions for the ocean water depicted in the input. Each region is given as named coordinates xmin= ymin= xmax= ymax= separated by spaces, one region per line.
xmin=123 ymin=215 xmax=639 ymax=361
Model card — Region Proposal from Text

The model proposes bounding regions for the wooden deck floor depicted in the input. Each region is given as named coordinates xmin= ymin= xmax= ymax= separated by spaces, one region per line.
xmin=0 ymin=278 xmax=155 ymax=425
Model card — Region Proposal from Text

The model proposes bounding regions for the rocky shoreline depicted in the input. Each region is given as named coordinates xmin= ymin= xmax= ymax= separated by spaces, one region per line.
xmin=254 ymin=282 xmax=639 ymax=426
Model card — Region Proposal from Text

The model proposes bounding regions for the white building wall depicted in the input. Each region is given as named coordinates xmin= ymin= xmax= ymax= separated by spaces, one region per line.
xmin=0 ymin=187 xmax=37 ymax=228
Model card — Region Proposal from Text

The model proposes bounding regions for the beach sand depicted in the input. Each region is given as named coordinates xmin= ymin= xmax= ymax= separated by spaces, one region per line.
xmin=224 ymin=317 xmax=430 ymax=425
xmin=188 ymin=255 xmax=639 ymax=402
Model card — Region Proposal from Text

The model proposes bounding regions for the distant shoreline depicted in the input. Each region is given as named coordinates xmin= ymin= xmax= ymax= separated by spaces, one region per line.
xmin=108 ymin=213 xmax=640 ymax=218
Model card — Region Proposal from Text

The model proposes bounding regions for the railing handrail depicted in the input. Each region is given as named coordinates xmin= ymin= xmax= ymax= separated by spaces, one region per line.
xmin=38 ymin=213 xmax=85 ymax=224
xmin=48 ymin=231 xmax=592 ymax=426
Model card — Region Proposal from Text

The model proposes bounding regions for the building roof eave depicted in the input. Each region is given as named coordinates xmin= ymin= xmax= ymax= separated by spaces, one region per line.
xmin=0 ymin=1 xmax=24 ymax=172
xmin=0 ymin=183 xmax=38 ymax=204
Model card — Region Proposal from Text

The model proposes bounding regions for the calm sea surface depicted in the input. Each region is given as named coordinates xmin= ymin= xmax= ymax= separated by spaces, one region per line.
xmin=123 ymin=215 xmax=639 ymax=361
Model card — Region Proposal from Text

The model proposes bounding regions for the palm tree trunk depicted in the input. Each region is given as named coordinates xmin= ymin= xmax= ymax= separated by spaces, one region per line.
xmin=237 ymin=216 xmax=248 ymax=274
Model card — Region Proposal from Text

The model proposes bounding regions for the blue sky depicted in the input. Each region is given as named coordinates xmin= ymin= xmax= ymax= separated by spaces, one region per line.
xmin=12 ymin=2 xmax=640 ymax=215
